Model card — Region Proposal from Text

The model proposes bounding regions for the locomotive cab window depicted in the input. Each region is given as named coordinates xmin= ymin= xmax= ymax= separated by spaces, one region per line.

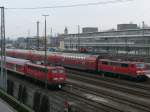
xmin=59 ymin=69 xmax=64 ymax=73
xmin=136 ymin=63 xmax=145 ymax=68
xmin=52 ymin=69 xmax=57 ymax=74
xmin=28 ymin=65 xmax=48 ymax=72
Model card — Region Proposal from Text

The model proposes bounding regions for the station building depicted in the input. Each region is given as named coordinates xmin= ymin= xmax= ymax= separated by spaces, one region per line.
xmin=61 ymin=24 xmax=150 ymax=56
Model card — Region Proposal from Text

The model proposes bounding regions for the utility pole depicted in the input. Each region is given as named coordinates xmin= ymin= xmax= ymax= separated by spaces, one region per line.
xmin=0 ymin=7 xmax=7 ymax=91
xmin=78 ymin=25 xmax=80 ymax=34
xmin=42 ymin=15 xmax=49 ymax=88
xmin=50 ymin=28 xmax=53 ymax=37
xmin=37 ymin=21 xmax=40 ymax=50
xmin=142 ymin=21 xmax=145 ymax=37
xmin=142 ymin=21 xmax=145 ymax=29
xmin=77 ymin=25 xmax=80 ymax=51
xmin=125 ymin=37 xmax=128 ymax=55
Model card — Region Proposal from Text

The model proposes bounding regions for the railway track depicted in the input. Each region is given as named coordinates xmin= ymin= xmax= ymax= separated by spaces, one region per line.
xmin=67 ymin=69 xmax=150 ymax=90
xmin=66 ymin=79 xmax=150 ymax=112
xmin=7 ymin=70 xmax=150 ymax=112
xmin=64 ymin=83 xmax=150 ymax=112
xmin=7 ymin=73 xmax=121 ymax=112
xmin=67 ymin=71 xmax=150 ymax=98
xmin=66 ymin=69 xmax=150 ymax=111
xmin=61 ymin=89 xmax=121 ymax=112
xmin=62 ymin=86 xmax=124 ymax=112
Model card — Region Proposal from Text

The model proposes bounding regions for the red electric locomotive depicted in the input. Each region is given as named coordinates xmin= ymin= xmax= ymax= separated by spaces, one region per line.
xmin=3 ymin=57 xmax=66 ymax=88
xmin=98 ymin=59 xmax=147 ymax=80
xmin=26 ymin=63 xmax=66 ymax=87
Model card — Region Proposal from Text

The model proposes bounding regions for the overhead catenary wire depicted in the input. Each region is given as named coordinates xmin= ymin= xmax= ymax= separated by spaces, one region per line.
xmin=5 ymin=0 xmax=134 ymax=10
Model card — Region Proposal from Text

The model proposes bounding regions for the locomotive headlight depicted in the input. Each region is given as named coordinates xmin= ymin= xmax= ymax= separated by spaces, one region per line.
xmin=136 ymin=71 xmax=141 ymax=74
xmin=59 ymin=70 xmax=64 ymax=73
xmin=53 ymin=78 xmax=58 ymax=80
xmin=136 ymin=71 xmax=144 ymax=75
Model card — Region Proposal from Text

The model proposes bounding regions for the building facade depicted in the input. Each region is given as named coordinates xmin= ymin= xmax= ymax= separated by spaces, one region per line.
xmin=63 ymin=28 xmax=150 ymax=55
xmin=82 ymin=27 xmax=98 ymax=33
xmin=117 ymin=24 xmax=138 ymax=30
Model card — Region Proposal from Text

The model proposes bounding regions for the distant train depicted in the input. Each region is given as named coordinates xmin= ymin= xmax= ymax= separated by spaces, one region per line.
xmin=6 ymin=49 xmax=148 ymax=81
xmin=1 ymin=56 xmax=66 ymax=88
xmin=79 ymin=47 xmax=88 ymax=53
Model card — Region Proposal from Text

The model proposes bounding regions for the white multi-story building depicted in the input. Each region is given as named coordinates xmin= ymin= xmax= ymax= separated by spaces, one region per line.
xmin=62 ymin=28 xmax=150 ymax=55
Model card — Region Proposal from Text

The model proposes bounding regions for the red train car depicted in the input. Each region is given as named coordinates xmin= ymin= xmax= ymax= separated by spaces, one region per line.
xmin=5 ymin=49 xmax=148 ymax=81
xmin=3 ymin=57 xmax=66 ymax=88
xmin=59 ymin=53 xmax=98 ymax=71
xmin=79 ymin=47 xmax=88 ymax=53
xmin=6 ymin=56 xmax=28 ymax=74
xmin=98 ymin=59 xmax=147 ymax=80
xmin=47 ymin=53 xmax=63 ymax=66
xmin=26 ymin=63 xmax=66 ymax=87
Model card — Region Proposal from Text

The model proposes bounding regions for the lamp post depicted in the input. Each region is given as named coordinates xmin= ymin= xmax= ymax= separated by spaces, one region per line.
xmin=42 ymin=15 xmax=49 ymax=88
xmin=37 ymin=21 xmax=40 ymax=50
xmin=0 ymin=6 xmax=7 ymax=91
xmin=77 ymin=25 xmax=80 ymax=51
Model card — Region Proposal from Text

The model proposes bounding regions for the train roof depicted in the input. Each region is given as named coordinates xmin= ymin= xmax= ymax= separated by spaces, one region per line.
xmin=7 ymin=49 xmax=39 ymax=54
xmin=5 ymin=56 xmax=30 ymax=65
xmin=26 ymin=62 xmax=63 ymax=70
xmin=100 ymin=59 xmax=145 ymax=64
xmin=6 ymin=49 xmax=99 ymax=59
xmin=4 ymin=56 xmax=64 ymax=70
xmin=57 ymin=52 xmax=99 ymax=59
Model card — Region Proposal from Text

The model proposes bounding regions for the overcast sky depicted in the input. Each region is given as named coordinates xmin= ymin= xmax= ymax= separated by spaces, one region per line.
xmin=1 ymin=0 xmax=150 ymax=39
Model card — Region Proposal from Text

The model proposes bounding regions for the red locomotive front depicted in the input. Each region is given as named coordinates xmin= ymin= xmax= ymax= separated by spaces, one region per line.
xmin=98 ymin=59 xmax=148 ymax=80
xmin=25 ymin=63 xmax=66 ymax=88
xmin=130 ymin=63 xmax=147 ymax=79
xmin=49 ymin=67 xmax=66 ymax=88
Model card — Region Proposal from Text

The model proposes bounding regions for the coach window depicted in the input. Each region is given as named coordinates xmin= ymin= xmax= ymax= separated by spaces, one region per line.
xmin=121 ymin=63 xmax=128 ymax=67
xmin=110 ymin=62 xmax=114 ymax=66
xmin=102 ymin=61 xmax=108 ymax=65
xmin=111 ymin=62 xmax=120 ymax=66
xmin=16 ymin=65 xmax=20 ymax=69
xmin=136 ymin=63 xmax=145 ymax=68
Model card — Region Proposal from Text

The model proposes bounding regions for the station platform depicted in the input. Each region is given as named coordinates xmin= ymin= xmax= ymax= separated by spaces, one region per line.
xmin=0 ymin=99 xmax=16 ymax=112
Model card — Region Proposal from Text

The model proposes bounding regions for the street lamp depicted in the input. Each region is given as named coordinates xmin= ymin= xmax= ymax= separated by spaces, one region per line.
xmin=0 ymin=7 xmax=7 ymax=91
xmin=42 ymin=15 xmax=49 ymax=88
xmin=36 ymin=21 xmax=40 ymax=50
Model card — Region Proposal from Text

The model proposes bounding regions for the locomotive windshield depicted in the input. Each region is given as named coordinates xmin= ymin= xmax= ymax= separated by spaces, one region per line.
xmin=59 ymin=69 xmax=64 ymax=73
xmin=52 ymin=69 xmax=58 ymax=74
xmin=51 ymin=69 xmax=64 ymax=74
xmin=136 ymin=63 xmax=145 ymax=68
